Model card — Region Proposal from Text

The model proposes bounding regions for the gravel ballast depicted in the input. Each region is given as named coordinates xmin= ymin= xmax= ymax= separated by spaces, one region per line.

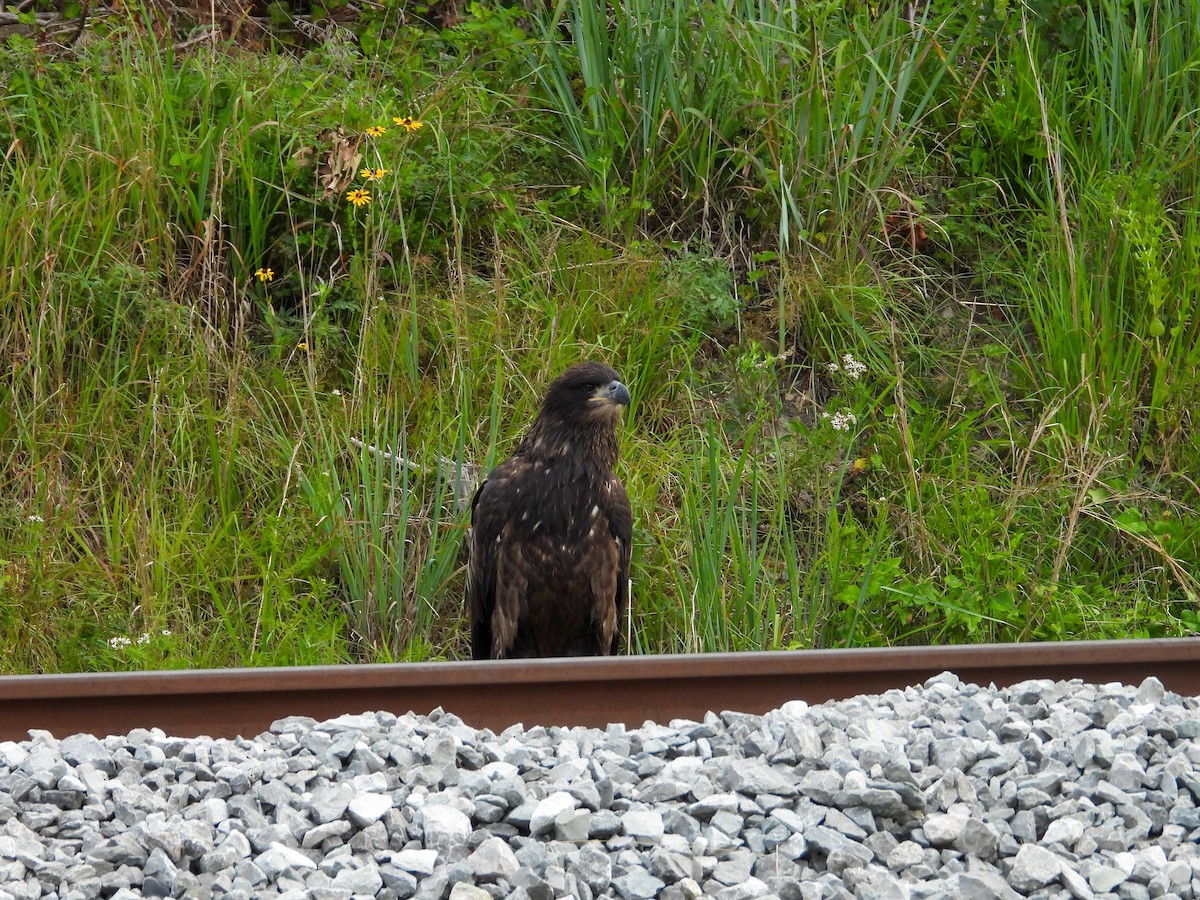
xmin=2 ymin=672 xmax=1200 ymax=900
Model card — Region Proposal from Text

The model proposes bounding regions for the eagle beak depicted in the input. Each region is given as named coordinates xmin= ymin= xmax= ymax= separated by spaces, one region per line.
xmin=593 ymin=379 xmax=631 ymax=408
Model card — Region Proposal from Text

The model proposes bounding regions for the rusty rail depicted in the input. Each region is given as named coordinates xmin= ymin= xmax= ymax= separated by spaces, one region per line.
xmin=1 ymin=639 xmax=1198 ymax=741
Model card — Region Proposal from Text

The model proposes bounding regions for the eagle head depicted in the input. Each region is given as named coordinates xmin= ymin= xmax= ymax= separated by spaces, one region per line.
xmin=539 ymin=362 xmax=631 ymax=426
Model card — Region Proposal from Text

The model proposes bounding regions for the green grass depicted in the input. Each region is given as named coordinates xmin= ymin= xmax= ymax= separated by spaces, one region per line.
xmin=1 ymin=0 xmax=1198 ymax=673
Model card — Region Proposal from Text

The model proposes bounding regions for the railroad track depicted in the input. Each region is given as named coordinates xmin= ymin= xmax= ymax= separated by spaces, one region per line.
xmin=2 ymin=638 xmax=1198 ymax=741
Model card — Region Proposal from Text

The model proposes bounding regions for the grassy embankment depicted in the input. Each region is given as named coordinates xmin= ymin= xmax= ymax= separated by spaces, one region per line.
xmin=1 ymin=0 xmax=1198 ymax=672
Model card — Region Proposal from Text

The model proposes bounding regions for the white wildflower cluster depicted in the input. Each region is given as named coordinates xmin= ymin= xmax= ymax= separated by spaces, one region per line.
xmin=827 ymin=353 xmax=868 ymax=380
xmin=823 ymin=410 xmax=858 ymax=432
xmin=27 ymin=515 xmax=44 ymax=523
xmin=108 ymin=629 xmax=172 ymax=650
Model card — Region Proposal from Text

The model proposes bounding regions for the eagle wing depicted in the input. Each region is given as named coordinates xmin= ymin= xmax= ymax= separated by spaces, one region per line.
xmin=466 ymin=474 xmax=501 ymax=660
xmin=609 ymin=476 xmax=633 ymax=654
xmin=466 ymin=460 xmax=534 ymax=660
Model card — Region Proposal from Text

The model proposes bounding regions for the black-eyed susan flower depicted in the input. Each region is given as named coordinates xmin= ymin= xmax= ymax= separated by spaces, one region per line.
xmin=254 ymin=267 xmax=274 ymax=282
xmin=347 ymin=188 xmax=371 ymax=207
xmin=297 ymin=341 xmax=308 ymax=351
xmin=393 ymin=116 xmax=424 ymax=132
xmin=365 ymin=125 xmax=387 ymax=137
xmin=359 ymin=167 xmax=390 ymax=181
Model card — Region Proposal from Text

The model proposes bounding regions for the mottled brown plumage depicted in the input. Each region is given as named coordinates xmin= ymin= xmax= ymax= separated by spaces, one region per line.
xmin=466 ymin=363 xmax=633 ymax=659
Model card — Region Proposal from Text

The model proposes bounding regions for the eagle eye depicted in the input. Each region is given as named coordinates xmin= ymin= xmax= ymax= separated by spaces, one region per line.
xmin=582 ymin=382 xmax=597 ymax=393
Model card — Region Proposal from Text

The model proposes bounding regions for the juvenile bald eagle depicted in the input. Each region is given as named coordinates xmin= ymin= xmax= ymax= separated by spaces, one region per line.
xmin=466 ymin=362 xmax=633 ymax=659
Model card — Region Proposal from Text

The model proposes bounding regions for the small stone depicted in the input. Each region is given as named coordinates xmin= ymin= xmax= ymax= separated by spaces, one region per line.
xmin=58 ymin=735 xmax=115 ymax=774
xmin=712 ymin=852 xmax=754 ymax=885
xmin=505 ymin=799 xmax=536 ymax=831
xmin=714 ymin=875 xmax=770 ymax=899
xmin=331 ymin=863 xmax=383 ymax=894
xmin=380 ymin=864 xmax=419 ymax=897
xmin=302 ymin=820 xmax=352 ymax=849
xmin=612 ymin=870 xmax=666 ymax=899
xmin=923 ymin=811 xmax=968 ymax=846
xmin=720 ymin=759 xmax=799 ymax=796
xmin=569 ymin=843 xmax=613 ymax=892
xmin=468 ymin=837 xmax=518 ymax=881
xmin=1134 ymin=676 xmax=1165 ymax=704
xmin=554 ymin=808 xmax=592 ymax=842
xmin=709 ymin=809 xmax=744 ymax=837
xmin=959 ymin=818 xmax=999 ymax=859
xmin=650 ymin=847 xmax=693 ymax=883
xmin=689 ymin=793 xmax=741 ymax=819
xmin=836 ymin=783 xmax=914 ymax=818
xmin=85 ymin=833 xmax=148 ymax=868
xmin=141 ymin=847 xmax=178 ymax=898
xmin=1042 ymin=816 xmax=1086 ymax=847
xmin=886 ymin=841 xmax=925 ymax=871
xmin=957 ymin=868 xmax=1021 ymax=900
xmin=1009 ymin=844 xmax=1061 ymax=891
xmin=1058 ymin=861 xmax=1094 ymax=900
xmin=199 ymin=832 xmax=250 ymax=874
xmin=798 ymin=770 xmax=842 ymax=804
xmin=530 ymin=792 xmax=576 ymax=836
xmin=637 ymin=780 xmax=690 ymax=803
xmin=448 ymin=884 xmax=491 ymax=900
xmin=1108 ymin=752 xmax=1146 ymax=792
xmin=590 ymin=809 xmax=623 ymax=839
xmin=347 ymin=793 xmax=392 ymax=827
xmin=623 ymin=810 xmax=665 ymax=845
xmin=849 ymin=871 xmax=907 ymax=900
xmin=306 ymin=785 xmax=353 ymax=825
xmin=392 ymin=849 xmax=438 ymax=875
xmin=421 ymin=805 xmax=471 ymax=853
xmin=823 ymin=807 xmax=867 ymax=839
xmin=255 ymin=843 xmax=317 ymax=879
xmin=826 ymin=842 xmax=873 ymax=874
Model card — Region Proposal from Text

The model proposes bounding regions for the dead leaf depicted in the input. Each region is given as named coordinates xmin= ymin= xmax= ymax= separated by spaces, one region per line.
xmin=315 ymin=126 xmax=363 ymax=200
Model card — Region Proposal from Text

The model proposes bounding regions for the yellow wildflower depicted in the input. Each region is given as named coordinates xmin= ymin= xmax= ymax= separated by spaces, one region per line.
xmin=346 ymin=188 xmax=371 ymax=207
xmin=297 ymin=342 xmax=308 ymax=351
xmin=254 ymin=267 xmax=274 ymax=282
xmin=365 ymin=125 xmax=387 ymax=137
xmin=359 ymin=167 xmax=390 ymax=181
xmin=393 ymin=116 xmax=424 ymax=132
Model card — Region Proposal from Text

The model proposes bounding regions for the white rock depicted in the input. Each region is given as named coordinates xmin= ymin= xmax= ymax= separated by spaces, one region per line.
xmin=0 ymin=741 xmax=30 ymax=768
xmin=554 ymin=808 xmax=592 ymax=842
xmin=331 ymin=864 xmax=383 ymax=894
xmin=469 ymin=837 xmax=519 ymax=881
xmin=1086 ymin=865 xmax=1126 ymax=893
xmin=1108 ymin=752 xmax=1146 ymax=791
xmin=1059 ymin=861 xmax=1095 ymax=900
xmin=449 ymin=883 xmax=491 ymax=900
xmin=530 ymin=791 xmax=577 ymax=836
xmin=1110 ymin=851 xmax=1136 ymax=876
xmin=255 ymin=843 xmax=316 ymax=879
xmin=1043 ymin=816 xmax=1086 ymax=847
xmin=886 ymin=840 xmax=925 ymax=871
xmin=392 ymin=848 xmax=438 ymax=875
xmin=622 ymin=809 xmax=665 ymax=845
xmin=1009 ymin=844 xmax=1061 ymax=891
xmin=346 ymin=792 xmax=392 ymax=827
xmin=777 ymin=700 xmax=810 ymax=720
xmin=420 ymin=805 xmax=471 ymax=853
xmin=922 ymin=811 xmax=968 ymax=846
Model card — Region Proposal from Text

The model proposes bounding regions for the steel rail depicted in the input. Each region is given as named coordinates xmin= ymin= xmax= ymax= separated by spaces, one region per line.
xmin=1 ymin=638 xmax=1198 ymax=741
